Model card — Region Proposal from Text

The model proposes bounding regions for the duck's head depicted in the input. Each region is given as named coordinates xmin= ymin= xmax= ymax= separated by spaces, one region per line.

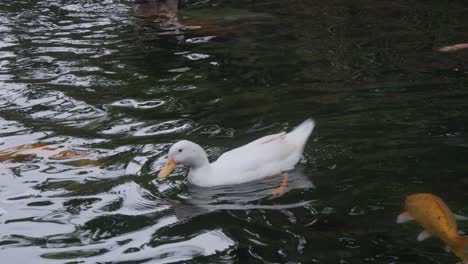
xmin=158 ymin=140 xmax=208 ymax=179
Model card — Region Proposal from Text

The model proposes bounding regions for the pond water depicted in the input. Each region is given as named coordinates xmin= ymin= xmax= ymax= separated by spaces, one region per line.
xmin=0 ymin=0 xmax=468 ymax=263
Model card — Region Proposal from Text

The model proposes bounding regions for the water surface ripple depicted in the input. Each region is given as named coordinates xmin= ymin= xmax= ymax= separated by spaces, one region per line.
xmin=1 ymin=0 xmax=468 ymax=263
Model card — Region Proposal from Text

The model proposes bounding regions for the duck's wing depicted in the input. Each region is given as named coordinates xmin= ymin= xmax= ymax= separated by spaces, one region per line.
xmin=245 ymin=131 xmax=286 ymax=146
xmin=213 ymin=119 xmax=315 ymax=172
xmin=214 ymin=131 xmax=295 ymax=171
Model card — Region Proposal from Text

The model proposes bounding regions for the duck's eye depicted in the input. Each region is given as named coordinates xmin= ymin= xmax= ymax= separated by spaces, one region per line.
xmin=178 ymin=149 xmax=183 ymax=153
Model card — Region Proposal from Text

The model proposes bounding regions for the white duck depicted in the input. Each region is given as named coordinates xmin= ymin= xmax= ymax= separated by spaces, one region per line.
xmin=158 ymin=118 xmax=315 ymax=194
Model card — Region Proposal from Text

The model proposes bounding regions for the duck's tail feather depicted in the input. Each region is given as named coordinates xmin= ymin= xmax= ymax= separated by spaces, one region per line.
xmin=286 ymin=118 xmax=315 ymax=148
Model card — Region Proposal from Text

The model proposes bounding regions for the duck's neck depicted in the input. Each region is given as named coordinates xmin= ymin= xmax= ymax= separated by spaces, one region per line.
xmin=185 ymin=144 xmax=212 ymax=185
xmin=188 ymin=156 xmax=212 ymax=186
xmin=191 ymin=153 xmax=210 ymax=170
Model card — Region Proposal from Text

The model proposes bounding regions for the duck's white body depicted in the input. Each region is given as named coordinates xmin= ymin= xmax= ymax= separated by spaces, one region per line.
xmin=159 ymin=119 xmax=315 ymax=187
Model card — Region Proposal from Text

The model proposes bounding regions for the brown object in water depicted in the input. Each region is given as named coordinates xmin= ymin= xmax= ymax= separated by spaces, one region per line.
xmin=66 ymin=158 xmax=101 ymax=167
xmin=49 ymin=150 xmax=90 ymax=160
xmin=182 ymin=19 xmax=240 ymax=38
xmin=0 ymin=143 xmax=46 ymax=162
xmin=134 ymin=0 xmax=179 ymax=18
xmin=0 ymin=143 xmax=93 ymax=164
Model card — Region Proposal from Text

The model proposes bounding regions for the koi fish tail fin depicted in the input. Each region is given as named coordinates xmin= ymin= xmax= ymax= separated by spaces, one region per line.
xmin=451 ymin=236 xmax=468 ymax=261
xmin=459 ymin=235 xmax=468 ymax=246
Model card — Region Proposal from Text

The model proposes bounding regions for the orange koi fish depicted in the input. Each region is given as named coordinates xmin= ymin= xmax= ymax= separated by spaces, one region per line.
xmin=397 ymin=193 xmax=468 ymax=263
xmin=0 ymin=143 xmax=91 ymax=163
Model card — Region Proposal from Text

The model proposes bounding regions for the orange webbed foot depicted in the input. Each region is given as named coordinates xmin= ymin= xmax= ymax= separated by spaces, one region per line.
xmin=271 ymin=173 xmax=288 ymax=196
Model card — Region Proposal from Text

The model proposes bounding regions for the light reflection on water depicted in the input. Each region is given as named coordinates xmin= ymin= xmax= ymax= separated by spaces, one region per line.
xmin=0 ymin=0 xmax=468 ymax=263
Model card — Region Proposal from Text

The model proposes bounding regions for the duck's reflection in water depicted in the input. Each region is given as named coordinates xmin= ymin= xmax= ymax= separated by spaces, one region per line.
xmin=165 ymin=166 xmax=316 ymax=220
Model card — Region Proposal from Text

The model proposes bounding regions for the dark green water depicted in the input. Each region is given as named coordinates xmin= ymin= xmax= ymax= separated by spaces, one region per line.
xmin=1 ymin=0 xmax=468 ymax=263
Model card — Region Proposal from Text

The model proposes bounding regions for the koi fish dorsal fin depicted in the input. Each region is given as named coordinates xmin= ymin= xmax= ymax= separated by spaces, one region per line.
xmin=417 ymin=230 xmax=432 ymax=241
xmin=397 ymin=211 xmax=414 ymax=224
xmin=433 ymin=196 xmax=457 ymax=229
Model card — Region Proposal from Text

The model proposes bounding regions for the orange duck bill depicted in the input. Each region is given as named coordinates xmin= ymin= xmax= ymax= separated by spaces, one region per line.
xmin=158 ymin=157 xmax=176 ymax=179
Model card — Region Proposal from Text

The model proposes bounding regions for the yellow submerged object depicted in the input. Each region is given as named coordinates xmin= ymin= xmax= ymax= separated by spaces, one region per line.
xmin=397 ymin=193 xmax=468 ymax=263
